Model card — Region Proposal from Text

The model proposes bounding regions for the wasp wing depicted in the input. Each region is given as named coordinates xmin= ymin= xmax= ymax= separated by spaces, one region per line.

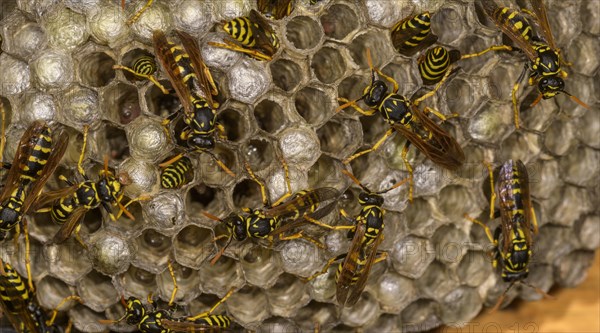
xmin=268 ymin=200 xmax=337 ymax=239
xmin=152 ymin=30 xmax=196 ymax=118
xmin=31 ymin=185 xmax=78 ymax=212
xmin=248 ymin=9 xmax=279 ymax=57
xmin=336 ymin=220 xmax=366 ymax=306
xmin=529 ymin=0 xmax=557 ymax=50
xmin=263 ymin=187 xmax=340 ymax=218
xmin=390 ymin=14 xmax=438 ymax=56
xmin=52 ymin=206 xmax=88 ymax=244
xmin=515 ymin=160 xmax=536 ymax=242
xmin=257 ymin=0 xmax=294 ymax=20
xmin=344 ymin=232 xmax=384 ymax=307
xmin=479 ymin=0 xmax=537 ymax=62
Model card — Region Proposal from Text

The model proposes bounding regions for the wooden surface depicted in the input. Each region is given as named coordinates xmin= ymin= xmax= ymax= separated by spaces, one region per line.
xmin=441 ymin=252 xmax=600 ymax=333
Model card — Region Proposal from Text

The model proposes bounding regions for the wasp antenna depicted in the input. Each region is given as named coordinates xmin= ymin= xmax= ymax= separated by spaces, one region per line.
xmin=521 ymin=281 xmax=554 ymax=299
xmin=489 ymin=281 xmax=516 ymax=313
xmin=210 ymin=235 xmax=232 ymax=265
xmin=341 ymin=169 xmax=370 ymax=193
xmin=335 ymin=98 xmax=360 ymax=113
xmin=529 ymin=93 xmax=543 ymax=108
xmin=202 ymin=211 xmax=222 ymax=222
xmin=567 ymin=93 xmax=590 ymax=109
xmin=377 ymin=177 xmax=409 ymax=194
xmin=365 ymin=48 xmax=374 ymax=70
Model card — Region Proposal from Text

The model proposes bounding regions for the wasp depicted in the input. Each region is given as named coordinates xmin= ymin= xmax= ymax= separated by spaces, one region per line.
xmin=33 ymin=126 xmax=142 ymax=247
xmin=480 ymin=0 xmax=589 ymax=129
xmin=0 ymin=262 xmax=81 ymax=333
xmin=100 ymin=261 xmax=233 ymax=332
xmin=160 ymin=155 xmax=193 ymax=189
xmin=152 ymin=30 xmax=234 ymax=177
xmin=465 ymin=160 xmax=552 ymax=312
xmin=113 ymin=55 xmax=170 ymax=95
xmin=305 ymin=170 xmax=407 ymax=307
xmin=257 ymin=0 xmax=294 ymax=20
xmin=390 ymin=12 xmax=438 ymax=57
xmin=337 ymin=49 xmax=464 ymax=201
xmin=208 ymin=9 xmax=279 ymax=61
xmin=204 ymin=157 xmax=343 ymax=264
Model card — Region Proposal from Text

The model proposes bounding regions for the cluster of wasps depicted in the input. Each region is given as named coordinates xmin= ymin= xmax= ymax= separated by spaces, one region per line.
xmin=0 ymin=0 xmax=590 ymax=331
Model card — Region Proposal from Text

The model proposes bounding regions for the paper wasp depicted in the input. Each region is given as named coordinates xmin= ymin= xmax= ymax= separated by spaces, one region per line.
xmin=337 ymin=49 xmax=464 ymax=201
xmin=465 ymin=160 xmax=552 ymax=312
xmin=305 ymin=170 xmax=407 ymax=307
xmin=208 ymin=9 xmax=279 ymax=61
xmin=257 ymin=0 xmax=294 ymax=20
xmin=100 ymin=261 xmax=233 ymax=332
xmin=160 ymin=155 xmax=193 ymax=189
xmin=0 ymin=262 xmax=81 ymax=333
xmin=390 ymin=12 xmax=438 ymax=57
xmin=113 ymin=55 xmax=170 ymax=95
xmin=33 ymin=126 xmax=142 ymax=247
xmin=151 ymin=30 xmax=234 ymax=177
xmin=480 ymin=0 xmax=589 ymax=129
xmin=204 ymin=157 xmax=342 ymax=264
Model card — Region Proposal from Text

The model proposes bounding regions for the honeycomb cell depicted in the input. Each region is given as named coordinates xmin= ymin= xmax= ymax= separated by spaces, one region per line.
xmin=286 ymin=16 xmax=323 ymax=51
xmin=266 ymin=273 xmax=310 ymax=317
xmin=467 ymin=100 xmax=513 ymax=145
xmin=555 ymin=250 xmax=596 ymax=288
xmin=103 ymin=82 xmax=142 ymax=126
xmin=279 ymin=126 xmax=321 ymax=168
xmin=44 ymin=8 xmax=89 ymax=50
xmin=157 ymin=262 xmax=201 ymax=303
xmin=227 ymin=286 xmax=270 ymax=327
xmin=228 ymin=58 xmax=270 ymax=104
xmin=488 ymin=61 xmax=522 ymax=102
xmin=294 ymin=301 xmax=338 ymax=331
xmin=266 ymin=165 xmax=308 ymax=206
xmin=46 ymin=242 xmax=93 ymax=285
xmin=415 ymin=261 xmax=460 ymax=300
xmin=20 ymin=92 xmax=57 ymax=123
xmin=87 ymin=4 xmax=128 ymax=45
xmin=575 ymin=107 xmax=600 ymax=149
xmin=13 ymin=238 xmax=47 ymax=280
xmin=197 ymin=144 xmax=238 ymax=186
xmin=144 ymin=191 xmax=185 ymax=230
xmin=582 ymin=0 xmax=600 ymax=35
xmin=187 ymin=184 xmax=227 ymax=217
xmin=400 ymin=299 xmax=442 ymax=333
xmin=306 ymin=264 xmax=337 ymax=303
xmin=172 ymin=0 xmax=213 ymax=33
xmin=244 ymin=137 xmax=275 ymax=172
xmin=279 ymin=239 xmax=323 ymax=277
xmin=575 ymin=215 xmax=600 ymax=250
xmin=535 ymin=225 xmax=578 ymax=264
xmin=498 ymin=131 xmax=542 ymax=164
xmin=120 ymin=265 xmax=157 ymax=300
xmin=404 ymin=198 xmax=437 ymax=238
xmin=253 ymin=98 xmax=287 ymax=134
xmin=432 ymin=225 xmax=468 ymax=266
xmin=337 ymin=74 xmax=370 ymax=106
xmin=240 ymin=245 xmax=283 ymax=289
xmin=311 ymin=47 xmax=346 ymax=84
xmin=71 ymin=305 xmax=106 ymax=333
xmin=437 ymin=185 xmax=478 ymax=222
xmin=559 ymin=146 xmax=598 ymax=187
xmin=381 ymin=60 xmax=419 ymax=95
xmin=126 ymin=116 xmax=169 ymax=162
xmin=295 ymin=86 xmax=334 ymax=126
xmin=270 ymin=59 xmax=303 ymax=92
xmin=320 ymin=3 xmax=359 ymax=41
xmin=198 ymin=256 xmax=245 ymax=295
xmin=364 ymin=314 xmax=401 ymax=333
xmin=0 ymin=54 xmax=31 ymax=95
xmin=307 ymin=154 xmax=345 ymax=190
xmin=548 ymin=185 xmax=593 ymax=228
xmin=79 ymin=51 xmax=115 ymax=88
xmin=118 ymin=157 xmax=158 ymax=197
xmin=376 ymin=271 xmax=416 ymax=314
xmin=59 ymin=85 xmax=100 ymax=127
xmin=145 ymin=81 xmax=180 ymax=118
xmin=257 ymin=317 xmax=299 ymax=333
xmin=173 ymin=224 xmax=215 ymax=269
xmin=560 ymin=74 xmax=594 ymax=118
xmin=133 ymin=229 xmax=172 ymax=272
xmin=88 ymin=230 xmax=135 ymax=276
xmin=444 ymin=74 xmax=489 ymax=119
xmin=218 ymin=107 xmax=251 ymax=143
xmin=348 ymin=30 xmax=394 ymax=70
xmin=11 ymin=21 xmax=46 ymax=58
xmin=431 ymin=3 xmax=465 ymax=45
xmin=202 ymin=33 xmax=243 ymax=70
xmin=529 ymin=159 xmax=560 ymax=200
xmin=128 ymin=1 xmax=172 ymax=41
xmin=340 ymin=292 xmax=380 ymax=327
xmin=77 ymin=270 xmax=119 ymax=312
xmin=456 ymin=250 xmax=493 ymax=287
xmin=36 ymin=276 xmax=79 ymax=313
xmin=390 ymin=235 xmax=435 ymax=279
xmin=519 ymin=264 xmax=554 ymax=301
xmin=439 ymin=286 xmax=481 ymax=324
xmin=567 ymin=33 xmax=600 ymax=75
xmin=543 ymin=118 xmax=575 ymax=156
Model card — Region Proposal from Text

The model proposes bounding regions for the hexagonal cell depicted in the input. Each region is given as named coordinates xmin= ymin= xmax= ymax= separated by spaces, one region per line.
xmin=0 ymin=96 xmax=13 ymax=127
xmin=253 ymin=99 xmax=287 ymax=134
xmin=337 ymin=74 xmax=370 ymax=105
xmin=270 ymin=59 xmax=303 ymax=92
xmin=127 ymin=116 xmax=170 ymax=162
xmin=46 ymin=241 xmax=92 ymax=285
xmin=320 ymin=3 xmax=359 ymax=41
xmin=390 ymin=235 xmax=435 ymax=279
xmin=437 ymin=185 xmax=478 ymax=222
xmin=87 ymin=230 xmax=135 ymax=276
xmin=117 ymin=48 xmax=155 ymax=82
xmin=120 ymin=265 xmax=158 ymax=300
xmin=497 ymin=131 xmax=542 ymax=164
xmin=559 ymin=146 xmax=598 ymax=187
xmin=575 ymin=215 xmax=600 ymax=250
xmin=307 ymin=154 xmax=345 ymax=190
xmin=286 ymin=16 xmax=323 ymax=50
xmin=295 ymin=86 xmax=332 ymax=125
xmin=79 ymin=51 xmax=115 ymax=87
xmin=198 ymin=256 xmax=245 ymax=295
xmin=156 ymin=262 xmax=201 ymax=303
xmin=278 ymin=126 xmax=321 ymax=168
xmin=457 ymin=35 xmax=502 ymax=75
xmin=311 ymin=47 xmax=346 ymax=84
xmin=145 ymin=81 xmax=180 ymax=118
xmin=278 ymin=239 xmax=323 ymax=277
xmin=133 ymin=229 xmax=172 ymax=272
xmin=467 ymin=100 xmax=514 ymax=145
xmin=403 ymin=198 xmax=437 ymax=237
xmin=198 ymin=144 xmax=238 ymax=186
xmin=244 ymin=137 xmax=275 ymax=172
xmin=227 ymin=286 xmax=270 ymax=327
xmin=118 ymin=157 xmax=159 ymax=198
xmin=12 ymin=237 xmax=47 ymax=280
xmin=77 ymin=270 xmax=119 ymax=312
xmin=415 ymin=261 xmax=460 ymax=300
xmin=58 ymin=85 xmax=100 ymax=128
xmin=173 ymin=224 xmax=215 ymax=269
xmin=217 ymin=107 xmax=251 ymax=143
xmin=339 ymin=292 xmax=380 ymax=327
xmin=575 ymin=106 xmax=600 ymax=149
xmin=488 ymin=62 xmax=522 ymax=102
xmin=186 ymin=184 xmax=228 ymax=217
xmin=445 ymin=74 xmax=490 ymax=119
xmin=347 ymin=30 xmax=393 ymax=69
xmin=240 ymin=245 xmax=283 ymax=289
xmin=265 ymin=273 xmax=310 ymax=318
xmin=294 ymin=301 xmax=339 ymax=331
xmin=232 ymin=178 xmax=263 ymax=209
xmin=257 ymin=317 xmax=299 ymax=333
xmin=554 ymin=250 xmax=595 ymax=288
xmin=102 ymin=83 xmax=141 ymax=125
xmin=375 ymin=271 xmax=417 ymax=314
xmin=102 ymin=124 xmax=131 ymax=163
xmin=71 ymin=305 xmax=106 ymax=333
xmin=439 ymin=286 xmax=481 ymax=324
xmin=400 ymin=299 xmax=442 ymax=332
xmin=36 ymin=277 xmax=79 ymax=323
xmin=227 ymin=58 xmax=270 ymax=104
xmin=431 ymin=3 xmax=465 ymax=45
xmin=381 ymin=61 xmax=419 ymax=95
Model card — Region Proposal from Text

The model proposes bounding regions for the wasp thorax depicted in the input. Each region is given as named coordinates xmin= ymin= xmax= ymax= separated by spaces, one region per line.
xmin=358 ymin=192 xmax=384 ymax=206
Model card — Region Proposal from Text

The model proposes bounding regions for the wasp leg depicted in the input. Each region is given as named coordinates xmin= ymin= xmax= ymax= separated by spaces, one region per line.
xmin=274 ymin=231 xmax=324 ymax=249
xmin=484 ymin=161 xmax=496 ymax=220
xmin=73 ymin=224 xmax=87 ymax=249
xmin=244 ymin=160 xmax=271 ymax=207
xmin=460 ymin=45 xmax=513 ymax=59
xmin=512 ymin=64 xmax=529 ymax=129
xmin=23 ymin=218 xmax=34 ymax=292
xmin=271 ymin=156 xmax=293 ymax=207
xmin=114 ymin=194 xmax=151 ymax=220
xmin=166 ymin=260 xmax=178 ymax=306
xmin=112 ymin=64 xmax=169 ymax=94
xmin=421 ymin=107 xmax=459 ymax=121
xmin=336 ymin=98 xmax=377 ymax=116
xmin=208 ymin=40 xmax=272 ymax=61
xmin=216 ymin=123 xmax=227 ymax=140
xmin=0 ymin=100 xmax=5 ymax=164
xmin=343 ymin=128 xmax=395 ymax=164
xmin=374 ymin=68 xmax=399 ymax=94
xmin=127 ymin=0 xmax=154 ymax=25
xmin=187 ymin=287 xmax=235 ymax=321
xmin=413 ymin=65 xmax=454 ymax=106
xmin=46 ymin=295 xmax=82 ymax=326
xmin=373 ymin=251 xmax=388 ymax=264
xmin=159 ymin=153 xmax=186 ymax=168
xmin=464 ymin=214 xmax=495 ymax=244
xmin=304 ymin=215 xmax=355 ymax=231
xmin=78 ymin=125 xmax=90 ymax=180
xmin=531 ymin=206 xmax=539 ymax=235
xmin=401 ymin=141 xmax=415 ymax=202
xmin=205 ymin=150 xmax=236 ymax=177
xmin=304 ymin=253 xmax=347 ymax=282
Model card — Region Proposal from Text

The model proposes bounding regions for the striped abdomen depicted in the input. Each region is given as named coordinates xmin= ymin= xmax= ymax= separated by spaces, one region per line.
xmin=493 ymin=7 xmax=533 ymax=41
xmin=497 ymin=160 xmax=526 ymax=223
xmin=0 ymin=186 xmax=27 ymax=231
xmin=0 ymin=263 xmax=32 ymax=314
xmin=160 ymin=156 xmax=193 ymax=189
xmin=167 ymin=42 xmax=196 ymax=88
xmin=391 ymin=12 xmax=432 ymax=49
xmin=193 ymin=314 xmax=232 ymax=328
xmin=224 ymin=17 xmax=256 ymax=47
xmin=132 ymin=56 xmax=158 ymax=76
xmin=51 ymin=182 xmax=99 ymax=225
xmin=19 ymin=126 xmax=52 ymax=184
xmin=418 ymin=46 xmax=453 ymax=85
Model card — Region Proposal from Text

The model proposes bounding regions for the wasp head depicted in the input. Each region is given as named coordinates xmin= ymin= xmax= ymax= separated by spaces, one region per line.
xmin=97 ymin=173 xmax=123 ymax=203
xmin=363 ymin=80 xmax=388 ymax=108
xmin=124 ymin=297 xmax=146 ymax=325
xmin=224 ymin=214 xmax=247 ymax=241
xmin=358 ymin=191 xmax=384 ymax=207
xmin=538 ymin=76 xmax=564 ymax=99
xmin=188 ymin=132 xmax=215 ymax=151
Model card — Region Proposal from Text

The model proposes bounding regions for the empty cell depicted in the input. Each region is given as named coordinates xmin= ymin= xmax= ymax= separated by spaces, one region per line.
xmin=337 ymin=74 xmax=370 ymax=107
xmin=439 ymin=286 xmax=481 ymax=324
xmin=156 ymin=262 xmax=201 ymax=303
xmin=198 ymin=143 xmax=238 ymax=186
xmin=198 ymin=256 xmax=244 ymax=295
xmin=347 ymin=31 xmax=393 ymax=69
xmin=401 ymin=299 xmax=442 ymax=333
xmin=311 ymin=47 xmax=346 ymax=84
xmin=320 ymin=4 xmax=358 ymax=40
xmin=266 ymin=273 xmax=310 ymax=317
xmin=120 ymin=265 xmax=158 ymax=300
xmin=103 ymin=124 xmax=130 ymax=162
xmin=339 ymin=292 xmax=380 ymax=327
xmin=390 ymin=235 xmax=435 ymax=279
xmin=456 ymin=251 xmax=493 ymax=287
xmin=240 ymin=246 xmax=283 ymax=289
xmin=286 ymin=16 xmax=323 ymax=50
xmin=294 ymin=301 xmax=339 ymax=331
xmin=187 ymin=184 xmax=226 ymax=216
xmin=233 ymin=178 xmax=264 ymax=209
xmin=46 ymin=241 xmax=93 ymax=285
xmin=307 ymin=154 xmax=345 ymax=190
xmin=218 ymin=108 xmax=250 ymax=142
xmin=488 ymin=62 xmax=522 ymax=102
xmin=254 ymin=99 xmax=287 ymax=134
xmin=270 ymin=59 xmax=303 ymax=92
xmin=431 ymin=5 xmax=464 ymax=45
xmin=376 ymin=272 xmax=417 ymax=314
xmin=227 ymin=286 xmax=270 ymax=327
xmin=415 ymin=261 xmax=460 ymax=300
xmin=79 ymin=52 xmax=115 ymax=87
xmin=77 ymin=270 xmax=119 ymax=312
xmin=244 ymin=137 xmax=275 ymax=172
xmin=173 ymin=225 xmax=215 ymax=269
xmin=295 ymin=86 xmax=331 ymax=125
xmin=134 ymin=229 xmax=172 ymax=271
xmin=145 ymin=81 xmax=180 ymax=118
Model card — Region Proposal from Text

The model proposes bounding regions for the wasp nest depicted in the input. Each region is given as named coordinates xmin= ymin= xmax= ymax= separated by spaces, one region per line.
xmin=0 ymin=0 xmax=598 ymax=332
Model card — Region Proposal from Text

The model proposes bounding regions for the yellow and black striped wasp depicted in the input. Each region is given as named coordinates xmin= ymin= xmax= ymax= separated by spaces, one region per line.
xmin=337 ymin=49 xmax=464 ymax=201
xmin=113 ymin=55 xmax=170 ymax=95
xmin=390 ymin=12 xmax=438 ymax=57
xmin=480 ymin=0 xmax=589 ymax=129
xmin=209 ymin=9 xmax=280 ymax=61
xmin=0 ymin=262 xmax=81 ymax=333
xmin=465 ymin=160 xmax=552 ymax=312
xmin=160 ymin=155 xmax=193 ymax=189
xmin=33 ymin=126 xmax=141 ymax=247
xmin=305 ymin=170 xmax=407 ymax=307
xmin=151 ymin=30 xmax=235 ymax=177
xmin=257 ymin=0 xmax=294 ymax=20
xmin=100 ymin=261 xmax=234 ymax=332
xmin=204 ymin=157 xmax=342 ymax=264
